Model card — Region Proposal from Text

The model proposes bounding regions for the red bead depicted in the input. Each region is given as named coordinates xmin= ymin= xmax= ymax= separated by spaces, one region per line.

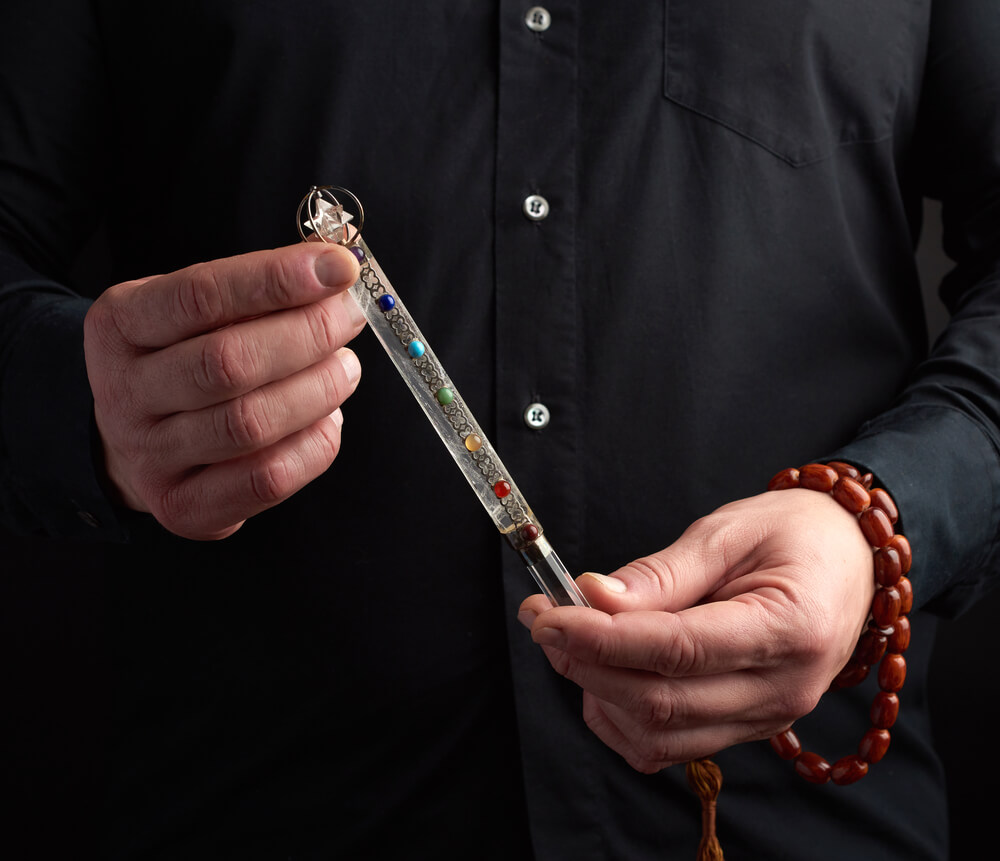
xmin=768 ymin=467 xmax=800 ymax=491
xmin=831 ymin=660 xmax=869 ymax=690
xmin=856 ymin=629 xmax=888 ymax=666
xmin=897 ymin=577 xmax=913 ymax=614
xmin=871 ymin=691 xmax=900 ymax=729
xmin=799 ymin=463 xmax=839 ymax=492
xmin=831 ymin=755 xmax=869 ymax=785
xmin=878 ymin=653 xmax=907 ymax=692
xmin=519 ymin=523 xmax=540 ymax=543
xmin=493 ymin=480 xmax=511 ymax=499
xmin=858 ymin=728 xmax=891 ymax=763
xmin=828 ymin=461 xmax=862 ymax=481
xmin=770 ymin=729 xmax=802 ymax=760
xmin=859 ymin=507 xmax=894 ymax=548
xmin=869 ymin=488 xmax=899 ymax=524
xmin=874 ymin=546 xmax=902 ymax=587
xmin=888 ymin=616 xmax=911 ymax=653
xmin=832 ymin=476 xmax=871 ymax=515
xmin=794 ymin=751 xmax=832 ymax=784
xmin=872 ymin=586 xmax=902 ymax=628
xmin=888 ymin=534 xmax=912 ymax=574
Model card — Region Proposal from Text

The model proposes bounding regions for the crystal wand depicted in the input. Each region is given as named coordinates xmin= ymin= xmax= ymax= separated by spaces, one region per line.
xmin=297 ymin=186 xmax=588 ymax=607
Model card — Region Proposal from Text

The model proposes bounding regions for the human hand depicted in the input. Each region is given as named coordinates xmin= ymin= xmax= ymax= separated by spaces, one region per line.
xmin=517 ymin=488 xmax=875 ymax=772
xmin=83 ymin=244 xmax=364 ymax=539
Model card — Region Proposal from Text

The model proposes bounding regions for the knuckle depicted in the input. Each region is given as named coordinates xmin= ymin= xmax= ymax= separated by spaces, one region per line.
xmin=249 ymin=454 xmax=301 ymax=507
xmin=651 ymin=627 xmax=702 ymax=676
xmin=196 ymin=330 xmax=254 ymax=395
xmin=177 ymin=265 xmax=229 ymax=329
xmin=220 ymin=392 xmax=272 ymax=450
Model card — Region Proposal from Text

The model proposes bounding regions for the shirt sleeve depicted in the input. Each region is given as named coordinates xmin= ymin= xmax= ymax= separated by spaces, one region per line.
xmin=0 ymin=1 xmax=127 ymax=540
xmin=829 ymin=0 xmax=1000 ymax=617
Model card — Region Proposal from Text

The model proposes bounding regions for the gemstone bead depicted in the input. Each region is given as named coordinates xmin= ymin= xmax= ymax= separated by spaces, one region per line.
xmin=858 ymin=728 xmax=891 ymax=763
xmin=770 ymin=729 xmax=802 ymax=760
xmin=494 ymin=480 xmax=512 ymax=499
xmin=464 ymin=433 xmax=483 ymax=452
xmin=794 ymin=752 xmax=832 ymax=784
xmin=407 ymin=339 xmax=425 ymax=358
xmin=377 ymin=294 xmax=396 ymax=312
xmin=349 ymin=246 xmax=365 ymax=262
xmin=519 ymin=523 xmax=540 ymax=542
xmin=436 ymin=387 xmax=454 ymax=405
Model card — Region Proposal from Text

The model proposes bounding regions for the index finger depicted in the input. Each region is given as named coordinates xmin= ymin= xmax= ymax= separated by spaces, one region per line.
xmin=110 ymin=243 xmax=360 ymax=350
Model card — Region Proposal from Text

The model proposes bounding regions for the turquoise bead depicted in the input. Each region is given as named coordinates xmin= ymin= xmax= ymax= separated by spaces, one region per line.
xmin=407 ymin=339 xmax=425 ymax=358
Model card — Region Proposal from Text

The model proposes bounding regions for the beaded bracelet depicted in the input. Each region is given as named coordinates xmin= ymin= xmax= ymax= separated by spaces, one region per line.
xmin=765 ymin=462 xmax=913 ymax=785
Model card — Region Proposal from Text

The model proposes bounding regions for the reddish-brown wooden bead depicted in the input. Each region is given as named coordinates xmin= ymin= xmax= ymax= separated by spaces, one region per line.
xmin=859 ymin=507 xmax=894 ymax=548
xmin=878 ymin=653 xmax=907 ymax=692
xmin=897 ymin=577 xmax=913 ymax=615
xmin=870 ymin=691 xmax=900 ymax=729
xmin=888 ymin=534 xmax=912 ymax=574
xmin=768 ymin=467 xmax=800 ymax=491
xmin=860 ymin=472 xmax=874 ymax=489
xmin=799 ymin=463 xmax=839 ymax=492
xmin=832 ymin=476 xmax=871 ymax=515
xmin=770 ymin=729 xmax=802 ymax=760
xmin=828 ymin=461 xmax=862 ymax=481
xmin=858 ymin=728 xmax=892 ymax=764
xmin=856 ymin=629 xmax=888 ymax=666
xmin=869 ymin=488 xmax=899 ymax=524
xmin=872 ymin=586 xmax=902 ymax=627
xmin=831 ymin=660 xmax=870 ymax=690
xmin=874 ymin=546 xmax=902 ymax=587
xmin=888 ymin=616 xmax=911 ymax=653
xmin=831 ymin=755 xmax=869 ymax=785
xmin=794 ymin=751 xmax=832 ymax=784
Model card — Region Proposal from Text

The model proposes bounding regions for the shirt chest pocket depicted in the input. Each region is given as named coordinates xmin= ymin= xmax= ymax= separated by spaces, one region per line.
xmin=663 ymin=0 xmax=920 ymax=166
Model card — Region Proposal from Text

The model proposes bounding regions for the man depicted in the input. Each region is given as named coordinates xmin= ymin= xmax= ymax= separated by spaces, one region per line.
xmin=2 ymin=2 xmax=997 ymax=858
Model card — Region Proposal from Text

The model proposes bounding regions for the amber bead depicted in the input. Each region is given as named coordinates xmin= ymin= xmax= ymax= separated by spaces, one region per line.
xmin=878 ymin=653 xmax=907 ymax=692
xmin=828 ymin=461 xmax=862 ymax=481
xmin=767 ymin=467 xmax=800 ymax=491
xmin=831 ymin=755 xmax=869 ymax=785
xmin=831 ymin=661 xmax=869 ymax=689
xmin=888 ymin=616 xmax=911 ymax=653
xmin=832 ymin=476 xmax=871 ymax=515
xmin=869 ymin=488 xmax=899 ymax=524
xmin=897 ymin=577 xmax=914 ymax=615
xmin=871 ymin=691 xmax=900 ymax=729
xmin=888 ymin=534 xmax=912 ymax=574
xmin=859 ymin=507 xmax=894 ymax=548
xmin=858 ymin=728 xmax=891 ymax=764
xmin=872 ymin=586 xmax=902 ymax=628
xmin=794 ymin=751 xmax=832 ymax=784
xmin=770 ymin=729 xmax=802 ymax=760
xmin=799 ymin=463 xmax=839 ymax=492
xmin=856 ymin=629 xmax=888 ymax=666
xmin=874 ymin=546 xmax=902 ymax=587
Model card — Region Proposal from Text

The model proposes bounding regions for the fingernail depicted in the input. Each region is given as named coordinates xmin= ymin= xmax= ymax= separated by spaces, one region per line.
xmin=315 ymin=248 xmax=358 ymax=289
xmin=338 ymin=348 xmax=362 ymax=385
xmin=517 ymin=609 xmax=536 ymax=630
xmin=330 ymin=407 xmax=344 ymax=429
xmin=581 ymin=571 xmax=627 ymax=593
xmin=533 ymin=626 xmax=567 ymax=649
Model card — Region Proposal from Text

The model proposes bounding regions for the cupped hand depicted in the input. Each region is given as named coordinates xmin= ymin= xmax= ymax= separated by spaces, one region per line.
xmin=517 ymin=488 xmax=875 ymax=772
xmin=83 ymin=243 xmax=364 ymax=540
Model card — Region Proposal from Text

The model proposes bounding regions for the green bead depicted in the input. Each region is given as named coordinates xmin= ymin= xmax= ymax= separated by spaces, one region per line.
xmin=436 ymin=387 xmax=454 ymax=405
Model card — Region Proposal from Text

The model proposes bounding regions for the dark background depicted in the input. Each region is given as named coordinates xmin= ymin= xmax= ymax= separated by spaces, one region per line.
xmin=0 ymin=199 xmax=993 ymax=858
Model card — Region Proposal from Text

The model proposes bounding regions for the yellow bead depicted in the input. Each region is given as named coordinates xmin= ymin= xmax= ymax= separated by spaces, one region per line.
xmin=464 ymin=433 xmax=483 ymax=452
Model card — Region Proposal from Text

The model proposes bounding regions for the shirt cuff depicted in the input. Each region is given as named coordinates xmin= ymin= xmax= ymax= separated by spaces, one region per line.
xmin=827 ymin=403 xmax=1000 ymax=618
xmin=0 ymin=292 xmax=128 ymax=541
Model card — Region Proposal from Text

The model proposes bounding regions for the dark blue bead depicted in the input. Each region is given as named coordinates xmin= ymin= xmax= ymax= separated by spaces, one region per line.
xmin=377 ymin=294 xmax=395 ymax=312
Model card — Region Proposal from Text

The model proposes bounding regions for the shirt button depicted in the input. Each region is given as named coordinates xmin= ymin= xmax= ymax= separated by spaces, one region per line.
xmin=523 ymin=402 xmax=551 ymax=430
xmin=522 ymin=194 xmax=550 ymax=221
xmin=524 ymin=6 xmax=552 ymax=32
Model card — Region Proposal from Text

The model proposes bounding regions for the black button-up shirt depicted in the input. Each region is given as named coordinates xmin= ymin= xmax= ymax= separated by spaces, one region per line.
xmin=3 ymin=2 xmax=999 ymax=859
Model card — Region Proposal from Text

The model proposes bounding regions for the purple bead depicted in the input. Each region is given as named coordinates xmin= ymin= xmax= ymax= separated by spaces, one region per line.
xmin=349 ymin=246 xmax=365 ymax=262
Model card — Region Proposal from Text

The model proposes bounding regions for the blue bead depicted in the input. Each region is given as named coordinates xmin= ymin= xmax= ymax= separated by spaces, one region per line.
xmin=407 ymin=339 xmax=425 ymax=358
xmin=377 ymin=294 xmax=395 ymax=312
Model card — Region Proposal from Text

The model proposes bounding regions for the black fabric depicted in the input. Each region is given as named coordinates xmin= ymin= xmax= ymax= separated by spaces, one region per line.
xmin=2 ymin=2 xmax=999 ymax=858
